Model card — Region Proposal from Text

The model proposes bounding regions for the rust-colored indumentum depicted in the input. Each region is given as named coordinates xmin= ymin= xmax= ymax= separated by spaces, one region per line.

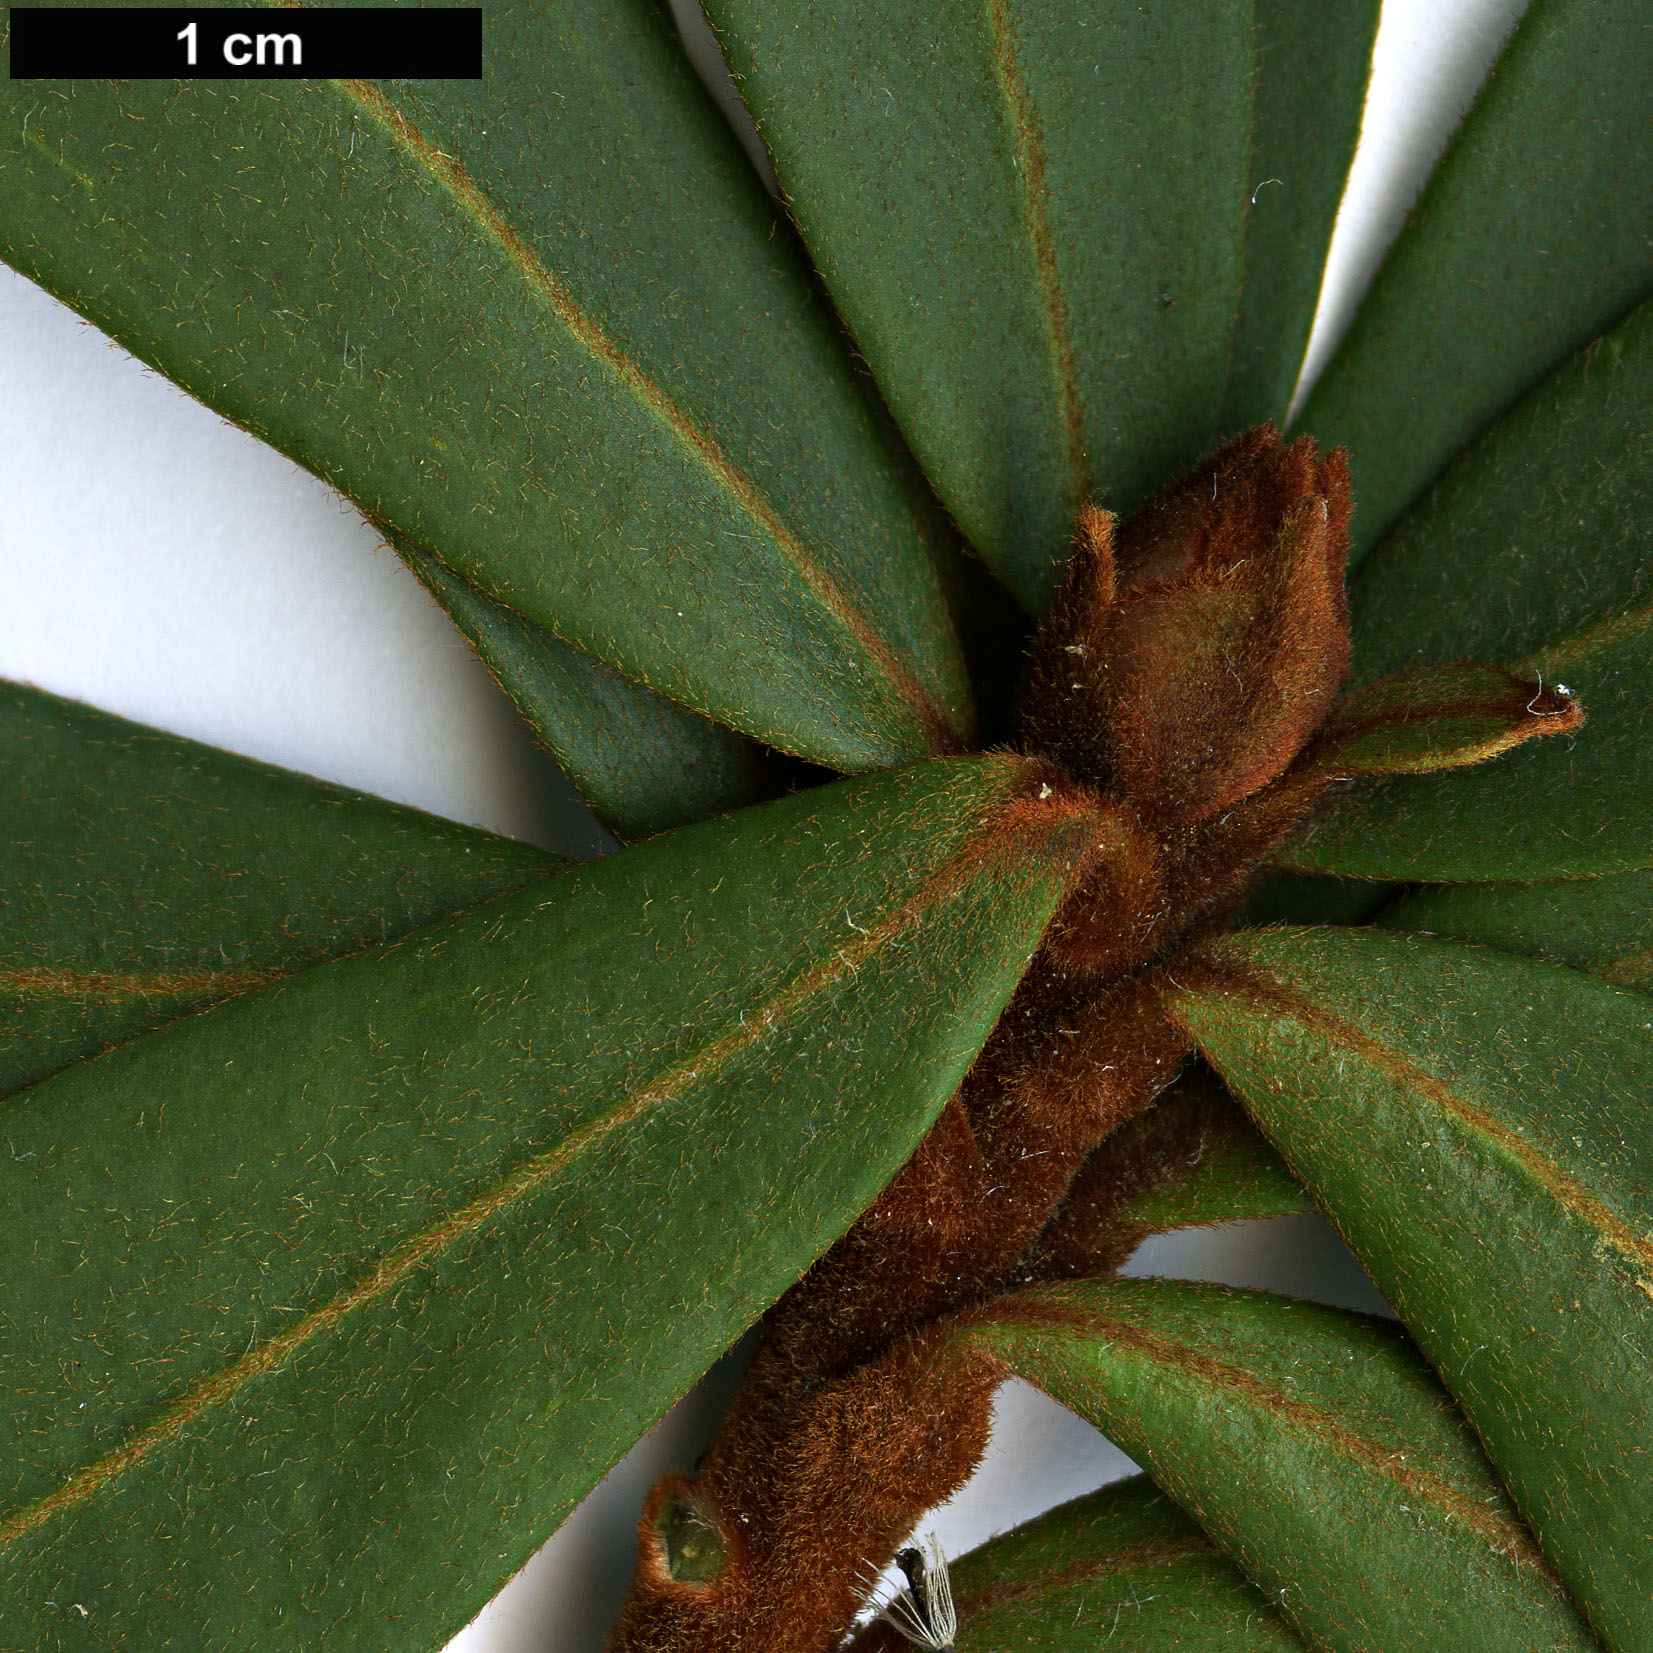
xmin=606 ymin=427 xmax=1582 ymax=1653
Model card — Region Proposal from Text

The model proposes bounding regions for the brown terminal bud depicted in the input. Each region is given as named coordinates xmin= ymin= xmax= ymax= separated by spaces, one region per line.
xmin=1017 ymin=425 xmax=1353 ymax=828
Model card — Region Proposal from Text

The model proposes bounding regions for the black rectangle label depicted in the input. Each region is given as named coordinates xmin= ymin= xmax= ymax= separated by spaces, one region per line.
xmin=9 ymin=7 xmax=483 ymax=79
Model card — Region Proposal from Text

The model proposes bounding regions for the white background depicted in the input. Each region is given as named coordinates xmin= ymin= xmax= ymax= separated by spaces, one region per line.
xmin=0 ymin=1 xmax=1529 ymax=1645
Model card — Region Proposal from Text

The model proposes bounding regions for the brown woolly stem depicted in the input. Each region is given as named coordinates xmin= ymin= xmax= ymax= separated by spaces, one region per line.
xmin=607 ymin=1322 xmax=1005 ymax=1653
xmin=1023 ymin=1063 xmax=1279 ymax=1283
xmin=605 ymin=426 xmax=1583 ymax=1653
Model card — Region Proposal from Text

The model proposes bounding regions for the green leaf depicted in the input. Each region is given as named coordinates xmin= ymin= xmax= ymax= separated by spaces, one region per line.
xmin=1240 ymin=870 xmax=1397 ymax=930
xmin=1295 ymin=0 xmax=1653 ymax=566
xmin=0 ymin=0 xmax=972 ymax=770
xmin=395 ymin=538 xmax=772 ymax=843
xmin=1381 ymin=871 xmax=1653 ymax=993
xmin=1310 ymin=664 xmax=1582 ymax=778
xmin=887 ymin=1475 xmax=1303 ymax=1651
xmin=972 ymin=1278 xmax=1597 ymax=1653
xmin=1217 ymin=0 xmax=1380 ymax=434
xmin=704 ymin=0 xmax=1255 ymax=608
xmin=0 ymin=753 xmax=1089 ymax=1651
xmin=1 ymin=679 xmax=562 ymax=1098
xmin=1107 ymin=1082 xmax=1313 ymax=1238
xmin=1285 ymin=297 xmax=1653 ymax=879
xmin=1170 ymin=925 xmax=1653 ymax=1651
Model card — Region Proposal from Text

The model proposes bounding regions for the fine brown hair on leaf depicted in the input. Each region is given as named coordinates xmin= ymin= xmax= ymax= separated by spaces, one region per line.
xmin=1307 ymin=661 xmax=1585 ymax=777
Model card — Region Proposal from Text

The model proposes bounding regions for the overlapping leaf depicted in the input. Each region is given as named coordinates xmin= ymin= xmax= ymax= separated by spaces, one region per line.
xmin=1099 ymin=1088 xmax=1312 ymax=1239
xmin=1218 ymin=0 xmax=1380 ymax=435
xmin=1383 ymin=872 xmax=1653 ymax=993
xmin=852 ymin=1475 xmax=1303 ymax=1651
xmin=397 ymin=539 xmax=772 ymax=842
xmin=706 ymin=0 xmax=1375 ymax=608
xmin=972 ymin=1278 xmax=1597 ymax=1652
xmin=0 ymin=0 xmax=972 ymax=769
xmin=0 ymin=753 xmax=1094 ymax=1650
xmin=1171 ymin=925 xmax=1653 ymax=1650
xmin=1 ymin=680 xmax=562 ymax=1097
xmin=1286 ymin=297 xmax=1653 ymax=880
xmin=1309 ymin=664 xmax=1582 ymax=778
xmin=1296 ymin=0 xmax=1653 ymax=566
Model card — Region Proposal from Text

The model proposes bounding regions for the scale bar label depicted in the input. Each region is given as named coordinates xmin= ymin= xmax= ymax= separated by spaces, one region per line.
xmin=9 ymin=7 xmax=484 ymax=79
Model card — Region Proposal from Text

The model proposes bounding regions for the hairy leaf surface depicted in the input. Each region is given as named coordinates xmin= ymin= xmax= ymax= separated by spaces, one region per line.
xmin=0 ymin=755 xmax=1094 ymax=1650
xmin=705 ymin=0 xmax=1254 ymax=607
xmin=397 ymin=540 xmax=771 ymax=842
xmin=1106 ymin=1103 xmax=1312 ymax=1239
xmin=0 ymin=0 xmax=971 ymax=768
xmin=1 ymin=680 xmax=562 ymax=1097
xmin=1296 ymin=0 xmax=1653 ymax=566
xmin=1382 ymin=872 xmax=1653 ymax=993
xmin=1287 ymin=298 xmax=1653 ymax=879
xmin=974 ymin=1279 xmax=1597 ymax=1653
xmin=1310 ymin=664 xmax=1581 ymax=779
xmin=1171 ymin=925 xmax=1653 ymax=1651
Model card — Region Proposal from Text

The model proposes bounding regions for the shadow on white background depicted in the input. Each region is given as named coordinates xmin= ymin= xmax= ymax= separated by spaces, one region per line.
xmin=0 ymin=0 xmax=1527 ymax=1646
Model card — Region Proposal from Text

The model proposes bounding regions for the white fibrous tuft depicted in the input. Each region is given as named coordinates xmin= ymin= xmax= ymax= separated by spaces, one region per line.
xmin=864 ymin=1532 xmax=956 ymax=1651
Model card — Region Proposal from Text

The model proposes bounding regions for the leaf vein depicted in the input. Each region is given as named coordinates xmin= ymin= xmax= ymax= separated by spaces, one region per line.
xmin=0 ymin=770 xmax=1093 ymax=1550
xmin=1176 ymin=959 xmax=1653 ymax=1284
xmin=1056 ymin=1310 xmax=1552 ymax=1571
xmin=336 ymin=78 xmax=958 ymax=751
xmin=951 ymin=1534 xmax=1213 ymax=1615
xmin=982 ymin=1 xmax=1090 ymax=517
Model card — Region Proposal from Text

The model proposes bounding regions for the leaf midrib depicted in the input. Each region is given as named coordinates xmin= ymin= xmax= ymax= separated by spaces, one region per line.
xmin=981 ymin=0 xmax=1090 ymax=519
xmin=1174 ymin=956 xmax=1653 ymax=1288
xmin=954 ymin=1534 xmax=1214 ymax=1616
xmin=1020 ymin=1297 xmax=1550 ymax=1570
xmin=0 ymin=785 xmax=1085 ymax=1552
xmin=333 ymin=78 xmax=956 ymax=749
